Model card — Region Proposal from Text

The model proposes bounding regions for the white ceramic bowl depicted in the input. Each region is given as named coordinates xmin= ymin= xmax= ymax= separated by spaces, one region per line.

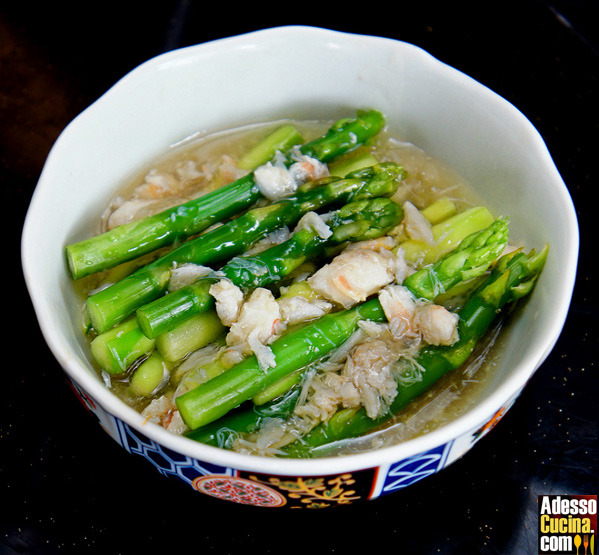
xmin=21 ymin=26 xmax=578 ymax=508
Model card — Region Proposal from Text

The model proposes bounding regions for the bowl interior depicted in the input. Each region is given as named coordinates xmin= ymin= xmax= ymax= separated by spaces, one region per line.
xmin=21 ymin=26 xmax=578 ymax=475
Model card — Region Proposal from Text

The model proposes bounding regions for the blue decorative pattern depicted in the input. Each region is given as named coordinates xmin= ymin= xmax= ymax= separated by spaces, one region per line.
xmin=113 ymin=418 xmax=232 ymax=486
xmin=380 ymin=442 xmax=452 ymax=494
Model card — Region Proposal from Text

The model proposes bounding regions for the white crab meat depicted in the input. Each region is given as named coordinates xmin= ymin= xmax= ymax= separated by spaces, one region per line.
xmin=174 ymin=159 xmax=203 ymax=182
xmin=414 ymin=304 xmax=460 ymax=346
xmin=345 ymin=237 xmax=412 ymax=284
xmin=139 ymin=168 xmax=181 ymax=199
xmin=308 ymin=247 xmax=398 ymax=308
xmin=200 ymin=154 xmax=247 ymax=185
xmin=104 ymin=155 xmax=248 ymax=231
xmin=105 ymin=196 xmax=187 ymax=229
xmin=288 ymin=152 xmax=329 ymax=183
xmin=393 ymin=246 xmax=412 ymax=284
xmin=253 ymin=162 xmax=298 ymax=200
xmin=278 ymin=295 xmax=332 ymax=326
xmin=378 ymin=284 xmax=459 ymax=346
xmin=209 ymin=279 xmax=244 ymax=327
xmin=168 ymin=263 xmax=212 ymax=291
xmin=253 ymin=151 xmax=328 ymax=201
xmin=141 ymin=395 xmax=188 ymax=435
xmin=293 ymin=372 xmax=359 ymax=423
xmin=294 ymin=211 xmax=332 ymax=239
xmin=225 ymin=288 xmax=285 ymax=370
xmin=403 ymin=201 xmax=436 ymax=245
xmin=294 ymin=336 xmax=400 ymax=422
xmin=342 ymin=339 xmax=401 ymax=419
xmin=378 ymin=284 xmax=420 ymax=339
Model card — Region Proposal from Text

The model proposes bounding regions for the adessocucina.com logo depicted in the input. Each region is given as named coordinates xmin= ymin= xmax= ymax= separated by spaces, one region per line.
xmin=538 ymin=495 xmax=597 ymax=554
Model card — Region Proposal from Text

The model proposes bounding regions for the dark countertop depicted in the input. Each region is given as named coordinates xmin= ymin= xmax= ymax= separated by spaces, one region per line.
xmin=2 ymin=1 xmax=597 ymax=553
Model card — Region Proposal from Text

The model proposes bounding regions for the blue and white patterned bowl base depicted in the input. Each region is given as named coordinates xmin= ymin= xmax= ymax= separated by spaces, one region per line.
xmin=68 ymin=377 xmax=516 ymax=508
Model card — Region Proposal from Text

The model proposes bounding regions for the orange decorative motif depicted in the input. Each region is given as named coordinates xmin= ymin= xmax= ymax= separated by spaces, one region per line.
xmin=250 ymin=473 xmax=361 ymax=509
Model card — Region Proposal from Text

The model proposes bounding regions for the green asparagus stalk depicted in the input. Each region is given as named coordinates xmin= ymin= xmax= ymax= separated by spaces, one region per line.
xmin=182 ymin=219 xmax=512 ymax=442
xmin=252 ymin=368 xmax=305 ymax=406
xmin=129 ymin=352 xmax=172 ymax=397
xmin=185 ymin=384 xmax=304 ymax=448
xmin=328 ymin=148 xmax=379 ymax=177
xmin=155 ymin=310 xmax=225 ymax=362
xmin=298 ymin=110 xmax=385 ymax=163
xmin=137 ymin=195 xmax=405 ymax=338
xmin=65 ymin=109 xmax=386 ymax=280
xmin=281 ymin=244 xmax=548 ymax=457
xmin=236 ymin=124 xmax=304 ymax=171
xmin=86 ymin=162 xmax=405 ymax=334
xmin=420 ymin=197 xmax=458 ymax=225
xmin=402 ymin=217 xmax=509 ymax=299
xmin=399 ymin=205 xmax=495 ymax=266
xmin=90 ymin=318 xmax=155 ymax=374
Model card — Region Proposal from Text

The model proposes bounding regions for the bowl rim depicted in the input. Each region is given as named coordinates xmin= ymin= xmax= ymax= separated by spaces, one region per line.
xmin=21 ymin=25 xmax=579 ymax=478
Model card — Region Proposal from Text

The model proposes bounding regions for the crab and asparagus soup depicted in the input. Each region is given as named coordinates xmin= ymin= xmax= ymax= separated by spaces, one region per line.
xmin=66 ymin=110 xmax=547 ymax=458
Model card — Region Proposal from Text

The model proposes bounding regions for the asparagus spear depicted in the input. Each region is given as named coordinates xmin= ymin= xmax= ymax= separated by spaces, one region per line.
xmin=180 ymin=218 xmax=511 ymax=440
xmin=399 ymin=205 xmax=496 ymax=266
xmin=402 ymin=216 xmax=509 ymax=299
xmin=186 ymin=384 xmax=303 ymax=448
xmin=90 ymin=317 xmax=155 ymax=375
xmin=137 ymin=195 xmax=405 ymax=338
xmin=186 ymin=382 xmax=304 ymax=448
xmin=236 ymin=124 xmax=304 ymax=171
xmin=86 ymin=162 xmax=405 ymax=334
xmin=129 ymin=352 xmax=172 ymax=397
xmin=65 ymin=109 xmax=386 ymax=280
xmin=281 ymin=244 xmax=548 ymax=457
xmin=420 ymin=197 xmax=458 ymax=225
xmin=155 ymin=310 xmax=225 ymax=362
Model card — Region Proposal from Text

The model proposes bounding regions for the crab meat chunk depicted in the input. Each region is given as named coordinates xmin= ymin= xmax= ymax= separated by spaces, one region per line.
xmin=168 ymin=263 xmax=212 ymax=291
xmin=209 ymin=279 xmax=244 ymax=326
xmin=342 ymin=339 xmax=401 ymax=419
xmin=403 ymin=201 xmax=436 ymax=245
xmin=288 ymin=152 xmax=329 ymax=183
xmin=294 ymin=372 xmax=359 ymax=423
xmin=105 ymin=196 xmax=187 ymax=229
xmin=278 ymin=295 xmax=333 ymax=326
xmin=294 ymin=211 xmax=332 ymax=239
xmin=294 ymin=336 xmax=400 ymax=422
xmin=253 ymin=151 xmax=328 ymax=201
xmin=308 ymin=247 xmax=398 ymax=308
xmin=254 ymin=162 xmax=298 ymax=200
xmin=378 ymin=284 xmax=459 ymax=346
xmin=378 ymin=284 xmax=420 ymax=340
xmin=414 ymin=304 xmax=460 ymax=346
xmin=225 ymin=288 xmax=285 ymax=370
xmin=346 ymin=237 xmax=412 ymax=284
xmin=141 ymin=395 xmax=187 ymax=435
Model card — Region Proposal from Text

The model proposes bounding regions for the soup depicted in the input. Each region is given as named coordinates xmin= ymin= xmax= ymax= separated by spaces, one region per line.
xmin=66 ymin=110 xmax=546 ymax=458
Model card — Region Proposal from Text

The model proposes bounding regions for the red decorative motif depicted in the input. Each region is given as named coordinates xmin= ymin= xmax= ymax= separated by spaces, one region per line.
xmin=67 ymin=379 xmax=97 ymax=412
xmin=192 ymin=475 xmax=287 ymax=507
xmin=473 ymin=405 xmax=509 ymax=440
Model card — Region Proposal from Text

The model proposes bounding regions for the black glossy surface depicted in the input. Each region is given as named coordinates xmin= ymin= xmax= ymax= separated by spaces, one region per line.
xmin=2 ymin=1 xmax=597 ymax=553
